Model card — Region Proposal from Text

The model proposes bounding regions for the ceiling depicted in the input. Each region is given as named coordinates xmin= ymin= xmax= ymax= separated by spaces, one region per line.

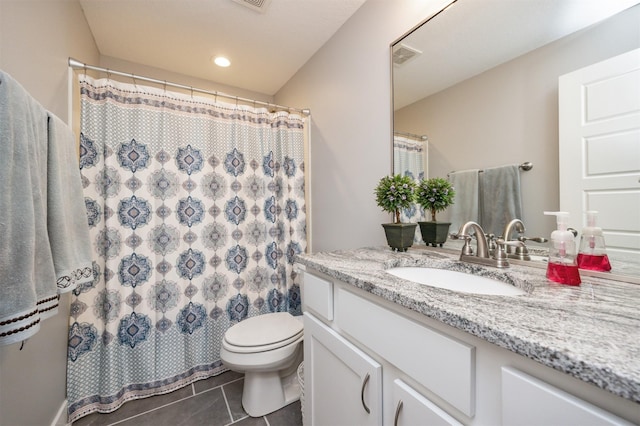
xmin=79 ymin=0 xmax=367 ymax=96
xmin=393 ymin=0 xmax=640 ymax=110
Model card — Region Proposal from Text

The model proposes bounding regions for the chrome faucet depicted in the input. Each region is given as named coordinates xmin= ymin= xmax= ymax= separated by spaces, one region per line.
xmin=452 ymin=221 xmax=527 ymax=268
xmin=501 ymin=219 xmax=548 ymax=260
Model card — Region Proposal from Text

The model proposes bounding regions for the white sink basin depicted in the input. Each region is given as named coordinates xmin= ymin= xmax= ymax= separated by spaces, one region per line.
xmin=386 ymin=267 xmax=526 ymax=296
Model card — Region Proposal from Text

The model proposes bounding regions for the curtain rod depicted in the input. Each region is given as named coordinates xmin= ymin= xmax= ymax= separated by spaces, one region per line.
xmin=68 ymin=58 xmax=310 ymax=116
xmin=394 ymin=131 xmax=428 ymax=141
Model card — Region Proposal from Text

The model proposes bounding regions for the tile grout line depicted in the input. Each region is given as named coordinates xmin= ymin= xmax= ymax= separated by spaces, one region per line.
xmin=105 ymin=392 xmax=201 ymax=426
xmin=97 ymin=374 xmax=242 ymax=426
xmin=221 ymin=385 xmax=235 ymax=423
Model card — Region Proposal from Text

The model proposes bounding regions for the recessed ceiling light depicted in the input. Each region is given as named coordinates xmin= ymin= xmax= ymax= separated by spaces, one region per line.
xmin=213 ymin=56 xmax=231 ymax=68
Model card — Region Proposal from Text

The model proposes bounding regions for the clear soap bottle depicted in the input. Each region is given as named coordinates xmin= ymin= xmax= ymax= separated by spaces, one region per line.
xmin=577 ymin=211 xmax=611 ymax=272
xmin=544 ymin=211 xmax=581 ymax=286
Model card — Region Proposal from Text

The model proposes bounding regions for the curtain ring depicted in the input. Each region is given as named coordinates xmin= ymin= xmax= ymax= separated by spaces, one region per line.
xmin=131 ymin=73 xmax=137 ymax=89
xmin=106 ymin=69 xmax=111 ymax=82
xmin=190 ymin=86 xmax=194 ymax=99
xmin=82 ymin=65 xmax=87 ymax=80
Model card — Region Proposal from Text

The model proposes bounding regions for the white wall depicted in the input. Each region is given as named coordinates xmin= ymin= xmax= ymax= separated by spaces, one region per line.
xmin=0 ymin=2 xmax=99 ymax=425
xmin=276 ymin=0 xmax=453 ymax=252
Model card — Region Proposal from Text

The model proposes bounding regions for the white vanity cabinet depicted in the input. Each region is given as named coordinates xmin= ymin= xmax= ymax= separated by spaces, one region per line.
xmin=392 ymin=379 xmax=463 ymax=426
xmin=301 ymin=268 xmax=474 ymax=425
xmin=304 ymin=313 xmax=383 ymax=425
xmin=501 ymin=367 xmax=634 ymax=425
xmin=300 ymin=267 xmax=638 ymax=426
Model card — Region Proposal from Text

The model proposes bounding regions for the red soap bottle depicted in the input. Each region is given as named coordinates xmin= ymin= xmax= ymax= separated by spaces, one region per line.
xmin=577 ymin=211 xmax=611 ymax=272
xmin=544 ymin=212 xmax=581 ymax=286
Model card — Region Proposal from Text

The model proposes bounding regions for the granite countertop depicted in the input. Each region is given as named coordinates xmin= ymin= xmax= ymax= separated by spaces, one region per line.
xmin=295 ymin=246 xmax=640 ymax=403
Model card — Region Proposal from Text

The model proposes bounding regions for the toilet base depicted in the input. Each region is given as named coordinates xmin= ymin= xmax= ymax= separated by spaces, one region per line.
xmin=242 ymin=369 xmax=301 ymax=417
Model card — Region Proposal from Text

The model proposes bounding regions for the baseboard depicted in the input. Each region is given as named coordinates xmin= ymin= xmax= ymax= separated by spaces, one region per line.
xmin=51 ymin=399 xmax=70 ymax=426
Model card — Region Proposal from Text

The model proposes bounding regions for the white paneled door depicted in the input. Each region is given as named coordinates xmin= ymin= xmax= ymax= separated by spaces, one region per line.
xmin=559 ymin=48 xmax=640 ymax=261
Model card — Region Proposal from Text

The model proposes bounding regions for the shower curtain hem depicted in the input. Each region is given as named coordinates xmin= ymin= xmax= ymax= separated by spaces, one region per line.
xmin=68 ymin=362 xmax=228 ymax=423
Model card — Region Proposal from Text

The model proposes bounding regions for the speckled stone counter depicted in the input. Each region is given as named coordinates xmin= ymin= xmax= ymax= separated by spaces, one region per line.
xmin=295 ymin=246 xmax=640 ymax=403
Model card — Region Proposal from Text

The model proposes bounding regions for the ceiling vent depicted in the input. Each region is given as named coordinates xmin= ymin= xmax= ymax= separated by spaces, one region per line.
xmin=393 ymin=43 xmax=422 ymax=67
xmin=232 ymin=0 xmax=272 ymax=13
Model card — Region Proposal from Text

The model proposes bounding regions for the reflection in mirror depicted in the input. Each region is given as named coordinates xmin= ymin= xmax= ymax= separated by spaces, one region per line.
xmin=392 ymin=0 xmax=640 ymax=279
xmin=393 ymin=131 xmax=428 ymax=224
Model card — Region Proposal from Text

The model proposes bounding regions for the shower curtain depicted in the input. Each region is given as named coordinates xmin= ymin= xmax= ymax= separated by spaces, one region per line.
xmin=394 ymin=135 xmax=426 ymax=235
xmin=67 ymin=76 xmax=307 ymax=422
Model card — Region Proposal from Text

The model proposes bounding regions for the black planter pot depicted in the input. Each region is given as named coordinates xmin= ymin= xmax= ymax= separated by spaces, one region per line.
xmin=381 ymin=223 xmax=417 ymax=252
xmin=418 ymin=221 xmax=451 ymax=247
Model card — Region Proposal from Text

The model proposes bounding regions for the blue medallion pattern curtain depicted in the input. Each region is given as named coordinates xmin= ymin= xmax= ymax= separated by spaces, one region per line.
xmin=67 ymin=76 xmax=306 ymax=422
xmin=394 ymin=135 xmax=426 ymax=238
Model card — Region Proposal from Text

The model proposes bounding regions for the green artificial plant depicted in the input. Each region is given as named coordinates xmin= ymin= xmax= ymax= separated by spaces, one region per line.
xmin=375 ymin=174 xmax=416 ymax=224
xmin=416 ymin=177 xmax=456 ymax=222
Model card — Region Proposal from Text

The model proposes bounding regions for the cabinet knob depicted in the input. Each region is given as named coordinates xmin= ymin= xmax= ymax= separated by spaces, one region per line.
xmin=394 ymin=400 xmax=404 ymax=426
xmin=361 ymin=373 xmax=371 ymax=414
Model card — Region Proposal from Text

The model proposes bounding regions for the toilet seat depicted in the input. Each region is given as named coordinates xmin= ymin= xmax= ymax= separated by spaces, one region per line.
xmin=223 ymin=312 xmax=303 ymax=354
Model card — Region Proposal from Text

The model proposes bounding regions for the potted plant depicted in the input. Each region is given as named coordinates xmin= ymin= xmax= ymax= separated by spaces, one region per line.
xmin=375 ymin=174 xmax=417 ymax=251
xmin=416 ymin=177 xmax=456 ymax=247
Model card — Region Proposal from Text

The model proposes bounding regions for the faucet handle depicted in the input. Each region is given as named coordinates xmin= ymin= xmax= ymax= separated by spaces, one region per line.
xmin=497 ymin=239 xmax=525 ymax=248
xmin=451 ymin=233 xmax=474 ymax=256
xmin=494 ymin=238 xmax=525 ymax=267
xmin=450 ymin=232 xmax=471 ymax=241
xmin=486 ymin=233 xmax=497 ymax=253
xmin=517 ymin=236 xmax=548 ymax=244
xmin=495 ymin=239 xmax=525 ymax=255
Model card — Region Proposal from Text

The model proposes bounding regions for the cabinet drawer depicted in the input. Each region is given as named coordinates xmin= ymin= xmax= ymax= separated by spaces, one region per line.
xmin=502 ymin=367 xmax=633 ymax=425
xmin=302 ymin=271 xmax=334 ymax=321
xmin=393 ymin=379 xmax=463 ymax=426
xmin=336 ymin=287 xmax=475 ymax=416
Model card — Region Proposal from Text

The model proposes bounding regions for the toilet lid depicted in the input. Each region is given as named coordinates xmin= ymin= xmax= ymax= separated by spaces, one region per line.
xmin=225 ymin=312 xmax=303 ymax=348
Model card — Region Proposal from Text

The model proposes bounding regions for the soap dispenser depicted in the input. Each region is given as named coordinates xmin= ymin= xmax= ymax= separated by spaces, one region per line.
xmin=577 ymin=210 xmax=611 ymax=272
xmin=544 ymin=211 xmax=581 ymax=286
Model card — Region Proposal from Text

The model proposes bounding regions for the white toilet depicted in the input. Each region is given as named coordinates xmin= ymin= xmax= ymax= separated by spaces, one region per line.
xmin=219 ymin=312 xmax=304 ymax=417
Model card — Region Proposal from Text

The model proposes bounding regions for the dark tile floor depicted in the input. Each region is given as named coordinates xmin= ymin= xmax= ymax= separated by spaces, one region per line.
xmin=72 ymin=371 xmax=303 ymax=426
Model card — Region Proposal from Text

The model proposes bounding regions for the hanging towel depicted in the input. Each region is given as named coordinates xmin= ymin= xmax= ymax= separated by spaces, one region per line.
xmin=0 ymin=70 xmax=57 ymax=345
xmin=47 ymin=113 xmax=93 ymax=293
xmin=448 ymin=169 xmax=479 ymax=234
xmin=479 ymin=164 xmax=523 ymax=237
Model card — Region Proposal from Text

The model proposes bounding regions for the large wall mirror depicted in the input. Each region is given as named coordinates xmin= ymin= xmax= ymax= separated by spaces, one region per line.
xmin=392 ymin=0 xmax=640 ymax=279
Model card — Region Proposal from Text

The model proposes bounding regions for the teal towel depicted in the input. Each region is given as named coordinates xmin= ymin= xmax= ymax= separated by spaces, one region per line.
xmin=47 ymin=113 xmax=93 ymax=293
xmin=0 ymin=70 xmax=57 ymax=345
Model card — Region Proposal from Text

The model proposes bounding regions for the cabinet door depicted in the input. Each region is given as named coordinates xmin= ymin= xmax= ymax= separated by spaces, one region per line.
xmin=392 ymin=379 xmax=463 ymax=426
xmin=304 ymin=312 xmax=382 ymax=426
xmin=502 ymin=367 xmax=634 ymax=426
